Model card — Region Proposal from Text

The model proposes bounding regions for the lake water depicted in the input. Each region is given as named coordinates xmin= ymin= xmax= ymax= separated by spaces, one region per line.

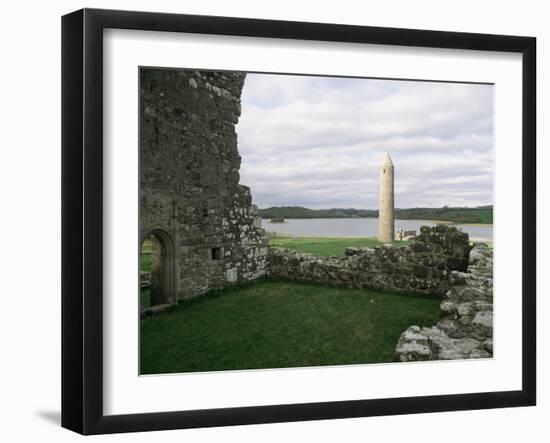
xmin=262 ymin=218 xmax=493 ymax=242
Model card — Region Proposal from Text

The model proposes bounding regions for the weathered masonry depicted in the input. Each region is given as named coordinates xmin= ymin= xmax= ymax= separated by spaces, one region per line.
xmin=140 ymin=69 xmax=268 ymax=304
xmin=269 ymin=225 xmax=472 ymax=296
xmin=395 ymin=242 xmax=493 ymax=361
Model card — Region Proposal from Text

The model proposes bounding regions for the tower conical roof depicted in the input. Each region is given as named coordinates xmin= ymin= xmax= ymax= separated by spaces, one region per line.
xmin=382 ymin=152 xmax=394 ymax=167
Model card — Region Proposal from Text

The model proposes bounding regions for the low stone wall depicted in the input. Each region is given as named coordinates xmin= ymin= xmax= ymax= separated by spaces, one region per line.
xmin=268 ymin=225 xmax=471 ymax=296
xmin=395 ymin=242 xmax=493 ymax=361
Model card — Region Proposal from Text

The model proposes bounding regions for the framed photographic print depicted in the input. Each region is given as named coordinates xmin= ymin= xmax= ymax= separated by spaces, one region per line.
xmin=61 ymin=8 xmax=536 ymax=435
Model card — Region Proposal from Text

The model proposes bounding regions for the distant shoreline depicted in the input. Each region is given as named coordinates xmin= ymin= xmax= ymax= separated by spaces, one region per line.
xmin=258 ymin=205 xmax=493 ymax=225
xmin=262 ymin=216 xmax=493 ymax=228
xmin=429 ymin=219 xmax=493 ymax=227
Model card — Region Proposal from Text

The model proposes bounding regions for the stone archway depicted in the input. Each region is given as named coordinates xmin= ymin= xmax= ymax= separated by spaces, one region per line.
xmin=140 ymin=229 xmax=177 ymax=309
xmin=140 ymin=69 xmax=269 ymax=301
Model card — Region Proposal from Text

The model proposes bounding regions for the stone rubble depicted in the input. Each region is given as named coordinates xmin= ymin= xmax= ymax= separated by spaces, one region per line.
xmin=395 ymin=242 xmax=493 ymax=361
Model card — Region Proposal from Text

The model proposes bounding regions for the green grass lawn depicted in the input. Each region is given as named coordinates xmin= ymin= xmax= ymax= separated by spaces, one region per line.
xmin=268 ymin=236 xmax=407 ymax=256
xmin=141 ymin=253 xmax=150 ymax=268
xmin=140 ymin=252 xmax=152 ymax=308
xmin=141 ymin=287 xmax=151 ymax=309
xmin=140 ymin=280 xmax=440 ymax=374
xmin=440 ymin=209 xmax=493 ymax=224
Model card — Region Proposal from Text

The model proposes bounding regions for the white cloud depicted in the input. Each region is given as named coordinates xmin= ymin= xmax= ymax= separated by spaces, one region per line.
xmin=237 ymin=73 xmax=494 ymax=209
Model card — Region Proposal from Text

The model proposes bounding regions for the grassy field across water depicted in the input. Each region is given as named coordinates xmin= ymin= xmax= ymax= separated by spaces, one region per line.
xmin=140 ymin=280 xmax=440 ymax=374
xmin=268 ymin=236 xmax=408 ymax=256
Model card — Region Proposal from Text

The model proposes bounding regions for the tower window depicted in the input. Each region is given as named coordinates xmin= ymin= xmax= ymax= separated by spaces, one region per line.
xmin=211 ymin=247 xmax=223 ymax=260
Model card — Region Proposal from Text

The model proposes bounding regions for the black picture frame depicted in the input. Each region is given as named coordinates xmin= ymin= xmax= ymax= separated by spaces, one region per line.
xmin=61 ymin=8 xmax=536 ymax=435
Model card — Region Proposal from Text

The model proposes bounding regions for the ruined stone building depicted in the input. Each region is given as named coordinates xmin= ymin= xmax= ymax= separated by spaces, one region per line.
xmin=140 ymin=69 xmax=268 ymax=305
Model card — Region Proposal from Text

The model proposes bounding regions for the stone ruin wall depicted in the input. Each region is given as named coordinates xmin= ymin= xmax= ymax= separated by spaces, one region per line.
xmin=268 ymin=225 xmax=472 ymax=296
xmin=268 ymin=225 xmax=493 ymax=361
xmin=395 ymin=242 xmax=493 ymax=361
xmin=140 ymin=69 xmax=268 ymax=301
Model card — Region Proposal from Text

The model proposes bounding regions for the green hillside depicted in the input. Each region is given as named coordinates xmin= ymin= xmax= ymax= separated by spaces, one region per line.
xmin=395 ymin=206 xmax=493 ymax=224
xmin=259 ymin=206 xmax=377 ymax=219
xmin=258 ymin=205 xmax=493 ymax=224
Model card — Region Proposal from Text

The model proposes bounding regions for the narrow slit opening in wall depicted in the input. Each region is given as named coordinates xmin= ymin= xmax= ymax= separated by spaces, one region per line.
xmin=212 ymin=247 xmax=223 ymax=260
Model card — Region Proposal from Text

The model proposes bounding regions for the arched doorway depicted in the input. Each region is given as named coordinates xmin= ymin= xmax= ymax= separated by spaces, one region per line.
xmin=140 ymin=229 xmax=176 ymax=310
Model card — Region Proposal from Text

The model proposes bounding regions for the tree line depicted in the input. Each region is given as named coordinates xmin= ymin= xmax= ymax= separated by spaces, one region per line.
xmin=258 ymin=205 xmax=493 ymax=224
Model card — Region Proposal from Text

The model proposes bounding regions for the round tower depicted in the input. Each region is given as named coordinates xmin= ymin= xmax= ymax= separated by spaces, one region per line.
xmin=378 ymin=152 xmax=395 ymax=242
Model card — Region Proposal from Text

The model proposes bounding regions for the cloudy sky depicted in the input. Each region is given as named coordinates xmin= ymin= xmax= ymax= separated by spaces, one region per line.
xmin=237 ymin=73 xmax=494 ymax=209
